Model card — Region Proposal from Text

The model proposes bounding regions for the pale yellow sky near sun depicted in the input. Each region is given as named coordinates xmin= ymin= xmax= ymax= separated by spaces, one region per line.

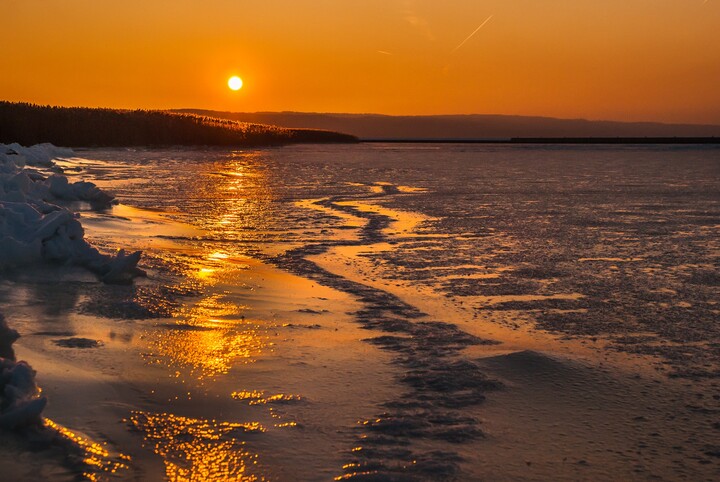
xmin=3 ymin=0 xmax=719 ymax=124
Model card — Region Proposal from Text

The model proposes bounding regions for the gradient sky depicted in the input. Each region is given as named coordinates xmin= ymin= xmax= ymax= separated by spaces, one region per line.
xmin=3 ymin=0 xmax=719 ymax=124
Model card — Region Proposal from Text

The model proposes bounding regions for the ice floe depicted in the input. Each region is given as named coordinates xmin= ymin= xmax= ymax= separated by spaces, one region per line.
xmin=0 ymin=315 xmax=46 ymax=430
xmin=0 ymin=143 xmax=144 ymax=283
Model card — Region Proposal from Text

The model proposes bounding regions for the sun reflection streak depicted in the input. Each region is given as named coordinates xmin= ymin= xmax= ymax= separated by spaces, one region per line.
xmin=231 ymin=391 xmax=302 ymax=406
xmin=144 ymin=294 xmax=266 ymax=380
xmin=44 ymin=418 xmax=131 ymax=481
xmin=141 ymin=157 xmax=273 ymax=381
xmin=125 ymin=155 xmax=292 ymax=479
xmin=129 ymin=412 xmax=267 ymax=481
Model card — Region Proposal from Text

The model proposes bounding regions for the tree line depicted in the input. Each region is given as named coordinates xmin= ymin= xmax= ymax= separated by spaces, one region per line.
xmin=0 ymin=102 xmax=357 ymax=147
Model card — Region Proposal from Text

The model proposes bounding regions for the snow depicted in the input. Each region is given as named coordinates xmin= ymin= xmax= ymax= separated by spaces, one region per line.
xmin=0 ymin=315 xmax=46 ymax=430
xmin=0 ymin=142 xmax=148 ymax=430
xmin=0 ymin=143 xmax=145 ymax=283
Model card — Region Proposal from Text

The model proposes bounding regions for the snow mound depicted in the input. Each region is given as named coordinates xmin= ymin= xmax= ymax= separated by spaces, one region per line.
xmin=1 ymin=143 xmax=144 ymax=283
xmin=0 ymin=315 xmax=46 ymax=430
xmin=1 ymin=142 xmax=75 ymax=168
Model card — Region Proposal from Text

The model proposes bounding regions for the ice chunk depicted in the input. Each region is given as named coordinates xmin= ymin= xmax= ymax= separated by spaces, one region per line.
xmin=0 ymin=314 xmax=46 ymax=430
xmin=5 ymin=361 xmax=37 ymax=393
xmin=0 ymin=143 xmax=141 ymax=282
xmin=0 ymin=236 xmax=43 ymax=268
xmin=4 ymin=142 xmax=74 ymax=167
xmin=33 ymin=209 xmax=75 ymax=241
xmin=48 ymin=174 xmax=76 ymax=199
xmin=0 ymin=315 xmax=19 ymax=359
xmin=71 ymin=180 xmax=116 ymax=206
xmin=0 ymin=395 xmax=47 ymax=430
xmin=98 ymin=249 xmax=145 ymax=284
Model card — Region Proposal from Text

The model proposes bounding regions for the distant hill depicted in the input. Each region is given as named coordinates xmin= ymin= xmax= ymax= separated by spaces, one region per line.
xmin=173 ymin=109 xmax=720 ymax=140
xmin=0 ymin=102 xmax=357 ymax=147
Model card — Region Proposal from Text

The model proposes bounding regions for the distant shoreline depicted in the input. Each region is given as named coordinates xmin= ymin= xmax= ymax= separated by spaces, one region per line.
xmin=4 ymin=101 xmax=719 ymax=147
xmin=360 ymin=137 xmax=720 ymax=145
xmin=176 ymin=109 xmax=720 ymax=140
xmin=0 ymin=102 xmax=358 ymax=147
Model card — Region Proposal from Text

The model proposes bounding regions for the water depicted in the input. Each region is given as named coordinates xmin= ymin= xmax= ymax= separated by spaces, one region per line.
xmin=5 ymin=143 xmax=720 ymax=480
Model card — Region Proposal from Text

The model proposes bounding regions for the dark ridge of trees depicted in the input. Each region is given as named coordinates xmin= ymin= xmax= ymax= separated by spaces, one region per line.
xmin=174 ymin=109 xmax=720 ymax=140
xmin=0 ymin=102 xmax=358 ymax=147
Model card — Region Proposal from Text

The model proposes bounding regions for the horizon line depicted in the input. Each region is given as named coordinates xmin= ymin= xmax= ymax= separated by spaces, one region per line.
xmin=2 ymin=100 xmax=719 ymax=128
xmin=170 ymin=108 xmax=720 ymax=128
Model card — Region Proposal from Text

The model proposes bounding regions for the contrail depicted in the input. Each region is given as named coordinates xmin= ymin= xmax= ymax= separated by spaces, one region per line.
xmin=451 ymin=14 xmax=494 ymax=53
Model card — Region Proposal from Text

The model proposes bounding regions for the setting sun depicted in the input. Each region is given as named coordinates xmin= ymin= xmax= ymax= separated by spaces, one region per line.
xmin=228 ymin=76 xmax=243 ymax=91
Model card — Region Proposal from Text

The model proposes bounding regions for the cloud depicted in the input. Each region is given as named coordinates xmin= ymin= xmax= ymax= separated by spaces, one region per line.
xmin=401 ymin=0 xmax=435 ymax=41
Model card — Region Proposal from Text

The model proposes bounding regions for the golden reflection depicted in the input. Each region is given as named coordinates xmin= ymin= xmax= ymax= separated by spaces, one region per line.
xmin=197 ymin=267 xmax=217 ymax=279
xmin=203 ymin=155 xmax=273 ymax=236
xmin=141 ymin=155 xmax=272 ymax=382
xmin=231 ymin=391 xmax=301 ymax=405
xmin=232 ymin=391 xmax=302 ymax=429
xmin=208 ymin=251 xmax=230 ymax=261
xmin=145 ymin=294 xmax=266 ymax=379
xmin=44 ymin=418 xmax=130 ymax=481
xmin=273 ymin=422 xmax=298 ymax=428
xmin=130 ymin=411 xmax=267 ymax=481
xmin=334 ymin=470 xmax=378 ymax=481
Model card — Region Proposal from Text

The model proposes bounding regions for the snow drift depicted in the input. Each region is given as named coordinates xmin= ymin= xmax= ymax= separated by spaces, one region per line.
xmin=0 ymin=143 xmax=144 ymax=283
xmin=0 ymin=314 xmax=46 ymax=430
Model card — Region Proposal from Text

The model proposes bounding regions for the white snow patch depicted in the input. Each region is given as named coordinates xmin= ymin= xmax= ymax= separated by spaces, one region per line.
xmin=0 ymin=314 xmax=46 ymax=430
xmin=0 ymin=143 xmax=144 ymax=283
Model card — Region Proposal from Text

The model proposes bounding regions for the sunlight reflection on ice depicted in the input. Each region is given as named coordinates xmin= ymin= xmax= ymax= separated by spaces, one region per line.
xmin=142 ymin=224 xmax=266 ymax=380
xmin=231 ymin=391 xmax=302 ymax=406
xmin=44 ymin=418 xmax=131 ymax=481
xmin=137 ymin=157 xmax=273 ymax=381
xmin=129 ymin=412 xmax=267 ymax=481
xmin=144 ymin=294 xmax=266 ymax=380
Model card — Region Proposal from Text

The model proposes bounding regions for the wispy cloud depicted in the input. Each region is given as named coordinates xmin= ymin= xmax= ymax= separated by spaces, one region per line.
xmin=451 ymin=15 xmax=494 ymax=54
xmin=402 ymin=0 xmax=435 ymax=41
xmin=377 ymin=50 xmax=393 ymax=56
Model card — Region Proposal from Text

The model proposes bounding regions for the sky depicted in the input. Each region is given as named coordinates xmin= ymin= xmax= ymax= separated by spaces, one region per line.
xmin=3 ymin=0 xmax=720 ymax=124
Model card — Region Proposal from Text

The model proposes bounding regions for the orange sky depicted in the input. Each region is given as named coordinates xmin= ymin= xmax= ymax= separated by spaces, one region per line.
xmin=3 ymin=0 xmax=719 ymax=124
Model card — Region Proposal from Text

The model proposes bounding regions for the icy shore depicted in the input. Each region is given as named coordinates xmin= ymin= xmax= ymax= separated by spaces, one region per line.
xmin=0 ymin=143 xmax=144 ymax=283
xmin=1 ymin=142 xmax=145 ymax=430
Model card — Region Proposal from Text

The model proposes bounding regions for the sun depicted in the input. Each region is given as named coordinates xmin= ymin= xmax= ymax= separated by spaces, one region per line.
xmin=228 ymin=76 xmax=243 ymax=91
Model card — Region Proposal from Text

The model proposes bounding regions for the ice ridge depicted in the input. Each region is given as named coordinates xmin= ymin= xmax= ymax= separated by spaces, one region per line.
xmin=0 ymin=143 xmax=145 ymax=283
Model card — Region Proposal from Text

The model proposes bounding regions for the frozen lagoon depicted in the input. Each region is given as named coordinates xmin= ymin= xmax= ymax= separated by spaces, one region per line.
xmin=1 ymin=143 xmax=719 ymax=480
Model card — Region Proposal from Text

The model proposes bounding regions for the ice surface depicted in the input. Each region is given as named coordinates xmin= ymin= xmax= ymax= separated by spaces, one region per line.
xmin=0 ymin=143 xmax=144 ymax=283
xmin=0 ymin=142 xmax=145 ymax=436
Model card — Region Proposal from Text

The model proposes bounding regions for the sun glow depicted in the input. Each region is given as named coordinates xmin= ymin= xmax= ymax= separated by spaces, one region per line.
xmin=228 ymin=76 xmax=243 ymax=91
